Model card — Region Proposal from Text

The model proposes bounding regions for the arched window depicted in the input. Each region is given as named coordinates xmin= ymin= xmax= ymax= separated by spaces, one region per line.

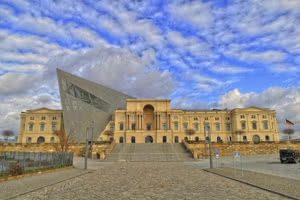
xmin=119 ymin=136 xmax=124 ymax=143
xmin=265 ymin=135 xmax=270 ymax=142
xmin=50 ymin=137 xmax=55 ymax=143
xmin=27 ymin=137 xmax=32 ymax=144
xmin=217 ymin=136 xmax=222 ymax=143
xmin=37 ymin=136 xmax=45 ymax=144
xmin=195 ymin=137 xmax=199 ymax=142
xmin=184 ymin=137 xmax=188 ymax=141
xmin=253 ymin=135 xmax=260 ymax=144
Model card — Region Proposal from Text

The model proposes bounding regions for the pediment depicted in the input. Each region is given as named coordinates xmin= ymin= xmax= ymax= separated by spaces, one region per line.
xmin=27 ymin=107 xmax=61 ymax=113
xmin=234 ymin=106 xmax=270 ymax=112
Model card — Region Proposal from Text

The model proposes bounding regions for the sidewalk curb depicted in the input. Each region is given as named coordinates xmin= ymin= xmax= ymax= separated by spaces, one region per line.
xmin=4 ymin=169 xmax=94 ymax=200
xmin=203 ymin=169 xmax=300 ymax=200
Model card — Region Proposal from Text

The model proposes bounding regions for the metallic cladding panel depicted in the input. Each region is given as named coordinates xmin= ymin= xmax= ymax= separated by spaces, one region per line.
xmin=56 ymin=69 xmax=135 ymax=143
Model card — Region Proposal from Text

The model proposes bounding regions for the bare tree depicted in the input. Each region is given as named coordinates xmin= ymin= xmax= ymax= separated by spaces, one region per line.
xmin=282 ymin=128 xmax=295 ymax=141
xmin=53 ymin=127 xmax=75 ymax=152
xmin=185 ymin=129 xmax=195 ymax=141
xmin=2 ymin=130 xmax=14 ymax=141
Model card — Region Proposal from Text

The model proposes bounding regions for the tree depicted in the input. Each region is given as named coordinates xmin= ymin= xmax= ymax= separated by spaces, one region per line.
xmin=282 ymin=128 xmax=295 ymax=141
xmin=2 ymin=130 xmax=14 ymax=142
xmin=185 ymin=129 xmax=195 ymax=141
xmin=53 ymin=127 xmax=75 ymax=152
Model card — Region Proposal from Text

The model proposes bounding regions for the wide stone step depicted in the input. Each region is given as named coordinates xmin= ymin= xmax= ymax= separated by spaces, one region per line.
xmin=103 ymin=144 xmax=194 ymax=162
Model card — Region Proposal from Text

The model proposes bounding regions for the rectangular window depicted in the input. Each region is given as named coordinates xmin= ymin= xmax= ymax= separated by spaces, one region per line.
xmin=252 ymin=122 xmax=257 ymax=129
xmin=173 ymin=116 xmax=178 ymax=120
xmin=41 ymin=116 xmax=46 ymax=120
xmin=241 ymin=121 xmax=246 ymax=129
xmin=216 ymin=123 xmax=220 ymax=131
xmin=40 ymin=124 xmax=45 ymax=131
xmin=183 ymin=124 xmax=188 ymax=131
xmin=215 ymin=117 xmax=219 ymax=120
xmin=120 ymin=116 xmax=125 ymax=120
xmin=131 ymin=116 xmax=135 ymax=120
xmin=204 ymin=117 xmax=209 ymax=120
xmin=174 ymin=122 xmax=178 ymax=130
xmin=110 ymin=124 xmax=114 ymax=132
xmin=204 ymin=123 xmax=209 ymax=132
xmin=251 ymin=115 xmax=256 ymax=119
xmin=162 ymin=123 xmax=167 ymax=130
xmin=264 ymin=121 xmax=268 ymax=129
xmin=29 ymin=124 xmax=34 ymax=131
xmin=30 ymin=116 xmax=34 ymax=120
xmin=131 ymin=123 xmax=136 ymax=130
xmin=226 ymin=123 xmax=231 ymax=131
xmin=194 ymin=116 xmax=198 ymax=121
xmin=226 ymin=117 xmax=230 ymax=120
xmin=52 ymin=123 xmax=56 ymax=131
xmin=52 ymin=116 xmax=57 ymax=120
xmin=120 ymin=123 xmax=124 ymax=131
xmin=262 ymin=115 xmax=266 ymax=119
xmin=240 ymin=115 xmax=245 ymax=119
xmin=194 ymin=123 xmax=198 ymax=131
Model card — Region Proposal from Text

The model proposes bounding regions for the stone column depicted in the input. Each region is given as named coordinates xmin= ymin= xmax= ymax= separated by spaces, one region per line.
xmin=166 ymin=112 xmax=169 ymax=130
xmin=257 ymin=114 xmax=261 ymax=131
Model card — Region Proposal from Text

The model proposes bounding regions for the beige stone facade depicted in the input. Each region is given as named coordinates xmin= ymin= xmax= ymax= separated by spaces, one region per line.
xmin=17 ymin=108 xmax=63 ymax=144
xmin=99 ymin=99 xmax=280 ymax=144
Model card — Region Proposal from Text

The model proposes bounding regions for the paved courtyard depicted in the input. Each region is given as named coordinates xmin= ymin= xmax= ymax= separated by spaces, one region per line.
xmin=0 ymin=160 xmax=293 ymax=200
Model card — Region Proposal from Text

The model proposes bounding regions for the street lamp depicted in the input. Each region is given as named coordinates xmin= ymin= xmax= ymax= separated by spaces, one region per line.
xmin=208 ymin=125 xmax=213 ymax=169
xmin=84 ymin=127 xmax=89 ymax=170
xmin=90 ymin=121 xmax=94 ymax=160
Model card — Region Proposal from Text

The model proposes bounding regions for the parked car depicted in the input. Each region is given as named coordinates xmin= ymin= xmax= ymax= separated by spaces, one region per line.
xmin=280 ymin=149 xmax=300 ymax=163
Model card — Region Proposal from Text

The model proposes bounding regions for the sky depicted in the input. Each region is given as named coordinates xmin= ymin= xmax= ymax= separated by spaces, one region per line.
xmin=0 ymin=0 xmax=299 ymax=138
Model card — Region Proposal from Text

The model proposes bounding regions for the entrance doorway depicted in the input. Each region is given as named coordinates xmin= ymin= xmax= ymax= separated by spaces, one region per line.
xmin=119 ymin=136 xmax=124 ymax=143
xmin=163 ymin=136 xmax=167 ymax=143
xmin=131 ymin=136 xmax=135 ymax=143
xmin=145 ymin=136 xmax=153 ymax=143
xmin=174 ymin=136 xmax=179 ymax=143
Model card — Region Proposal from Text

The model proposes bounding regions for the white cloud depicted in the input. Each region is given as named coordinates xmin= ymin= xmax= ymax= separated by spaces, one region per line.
xmin=167 ymin=31 xmax=213 ymax=58
xmin=210 ymin=66 xmax=253 ymax=73
xmin=169 ymin=1 xmax=213 ymax=28
xmin=45 ymin=46 xmax=175 ymax=98
xmin=0 ymin=73 xmax=41 ymax=95
xmin=270 ymin=65 xmax=299 ymax=73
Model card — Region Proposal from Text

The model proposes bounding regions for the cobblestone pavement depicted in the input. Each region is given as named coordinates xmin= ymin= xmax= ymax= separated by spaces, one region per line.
xmin=206 ymin=167 xmax=300 ymax=199
xmin=7 ymin=162 xmax=292 ymax=200
xmin=0 ymin=168 xmax=90 ymax=200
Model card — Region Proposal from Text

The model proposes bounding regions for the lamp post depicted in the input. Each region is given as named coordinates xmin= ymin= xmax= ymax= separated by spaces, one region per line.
xmin=90 ymin=121 xmax=94 ymax=160
xmin=84 ymin=127 xmax=89 ymax=170
xmin=208 ymin=126 xmax=213 ymax=169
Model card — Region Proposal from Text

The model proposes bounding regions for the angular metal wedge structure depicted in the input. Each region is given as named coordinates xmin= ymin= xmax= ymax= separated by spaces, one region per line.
xmin=56 ymin=69 xmax=135 ymax=143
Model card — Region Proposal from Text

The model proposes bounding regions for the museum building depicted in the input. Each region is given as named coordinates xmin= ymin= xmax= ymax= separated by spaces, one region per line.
xmin=99 ymin=99 xmax=280 ymax=144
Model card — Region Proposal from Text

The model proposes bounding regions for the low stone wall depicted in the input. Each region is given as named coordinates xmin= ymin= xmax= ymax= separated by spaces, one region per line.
xmin=0 ymin=143 xmax=112 ymax=157
xmin=184 ymin=142 xmax=300 ymax=158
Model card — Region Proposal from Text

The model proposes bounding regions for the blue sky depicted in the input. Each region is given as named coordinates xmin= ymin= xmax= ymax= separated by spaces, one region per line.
xmin=0 ymin=0 xmax=299 ymax=137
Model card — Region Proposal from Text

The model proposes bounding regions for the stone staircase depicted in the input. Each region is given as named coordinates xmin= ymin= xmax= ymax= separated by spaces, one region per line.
xmin=103 ymin=143 xmax=194 ymax=162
